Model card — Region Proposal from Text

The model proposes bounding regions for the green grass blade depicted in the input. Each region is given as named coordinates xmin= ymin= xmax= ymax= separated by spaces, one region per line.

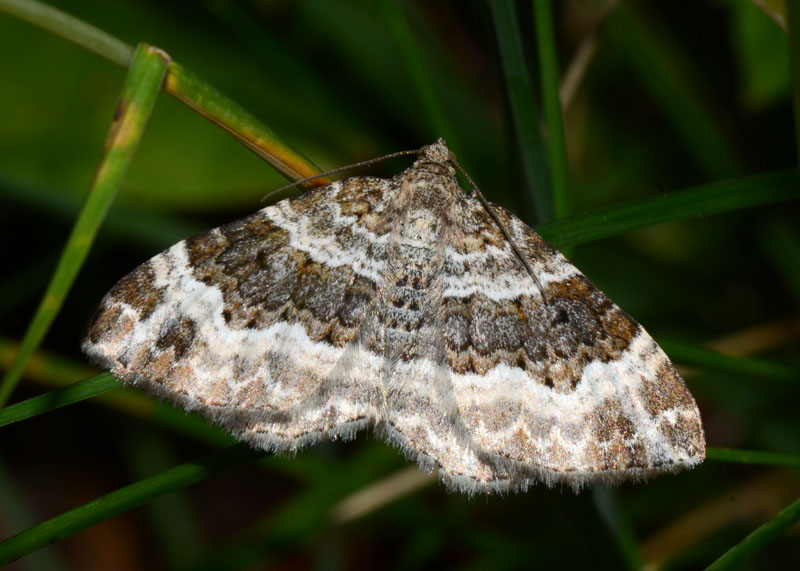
xmin=0 ymin=444 xmax=266 ymax=567
xmin=0 ymin=0 xmax=132 ymax=65
xmin=489 ymin=0 xmax=551 ymax=223
xmin=533 ymin=0 xmax=570 ymax=220
xmin=0 ymin=0 xmax=326 ymax=186
xmin=6 ymin=167 xmax=798 ymax=260
xmin=536 ymin=169 xmax=799 ymax=247
xmin=659 ymin=340 xmax=800 ymax=383
xmin=751 ymin=0 xmax=787 ymax=30
xmin=707 ymin=447 xmax=800 ymax=468
xmin=164 ymin=61 xmax=327 ymax=186
xmin=0 ymin=173 xmax=204 ymax=250
xmin=706 ymin=495 xmax=800 ymax=570
xmin=0 ymin=334 xmax=233 ymax=446
xmin=0 ymin=374 xmax=120 ymax=428
xmin=0 ymin=43 xmax=168 ymax=407
xmin=0 ymin=337 xmax=99 ymax=390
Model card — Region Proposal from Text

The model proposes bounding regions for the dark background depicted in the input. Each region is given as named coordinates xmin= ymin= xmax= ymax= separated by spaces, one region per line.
xmin=1 ymin=1 xmax=799 ymax=569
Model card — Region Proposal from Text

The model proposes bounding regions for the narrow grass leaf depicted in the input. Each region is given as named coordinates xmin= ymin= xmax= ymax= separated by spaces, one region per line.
xmin=750 ymin=0 xmax=787 ymax=31
xmin=706 ymin=494 xmax=800 ymax=570
xmin=533 ymin=0 xmax=570 ymax=220
xmin=5 ymin=168 xmax=799 ymax=261
xmin=0 ymin=374 xmax=120 ymax=428
xmin=0 ymin=337 xmax=100 ymax=391
xmin=707 ymin=447 xmax=800 ymax=468
xmin=0 ymin=173 xmax=204 ymax=250
xmin=489 ymin=0 xmax=552 ymax=223
xmin=164 ymin=62 xmax=328 ymax=186
xmin=0 ymin=334 xmax=235 ymax=445
xmin=0 ymin=43 xmax=168 ymax=407
xmin=1 ymin=0 xmax=327 ymax=188
xmin=0 ymin=444 xmax=266 ymax=566
xmin=659 ymin=340 xmax=800 ymax=384
xmin=0 ymin=371 xmax=232 ymax=449
xmin=536 ymin=169 xmax=799 ymax=247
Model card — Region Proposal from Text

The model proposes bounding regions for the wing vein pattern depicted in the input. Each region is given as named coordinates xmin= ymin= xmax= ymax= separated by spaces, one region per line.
xmin=84 ymin=139 xmax=705 ymax=494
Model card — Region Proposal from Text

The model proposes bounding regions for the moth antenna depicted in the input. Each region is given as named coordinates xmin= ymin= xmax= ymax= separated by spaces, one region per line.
xmin=262 ymin=148 xmax=422 ymax=203
xmin=449 ymin=154 xmax=548 ymax=303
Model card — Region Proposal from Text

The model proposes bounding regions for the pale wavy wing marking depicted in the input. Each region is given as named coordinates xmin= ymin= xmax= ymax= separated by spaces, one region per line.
xmin=84 ymin=178 xmax=392 ymax=451
xmin=235 ymin=178 xmax=390 ymax=447
xmin=234 ymin=181 xmax=375 ymax=449
xmin=502 ymin=205 xmax=704 ymax=475
xmin=214 ymin=177 xmax=411 ymax=448
xmin=442 ymin=200 xmax=704 ymax=489
xmin=373 ymin=191 xmax=522 ymax=493
xmin=375 ymin=221 xmax=475 ymax=486
xmin=84 ymin=138 xmax=704 ymax=493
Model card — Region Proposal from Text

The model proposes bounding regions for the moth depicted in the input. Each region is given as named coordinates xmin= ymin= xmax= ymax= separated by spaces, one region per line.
xmin=84 ymin=139 xmax=705 ymax=493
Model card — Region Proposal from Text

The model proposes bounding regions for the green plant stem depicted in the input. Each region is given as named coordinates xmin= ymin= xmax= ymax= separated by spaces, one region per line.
xmin=164 ymin=62 xmax=327 ymax=186
xmin=536 ymin=169 xmax=799 ymax=248
xmin=751 ymin=1 xmax=787 ymax=31
xmin=706 ymin=447 xmax=800 ymax=468
xmin=0 ymin=444 xmax=266 ymax=566
xmin=533 ymin=0 xmax=569 ymax=220
xmin=659 ymin=340 xmax=800 ymax=383
xmin=0 ymin=0 xmax=326 ymax=186
xmin=0 ymin=43 xmax=168 ymax=407
xmin=0 ymin=374 xmax=120 ymax=428
xmin=706 ymin=495 xmax=800 ymax=570
xmin=4 ymin=164 xmax=797 ymax=256
xmin=0 ymin=336 xmax=99 ymax=392
xmin=0 ymin=173 xmax=204 ymax=250
xmin=489 ymin=0 xmax=551 ymax=223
